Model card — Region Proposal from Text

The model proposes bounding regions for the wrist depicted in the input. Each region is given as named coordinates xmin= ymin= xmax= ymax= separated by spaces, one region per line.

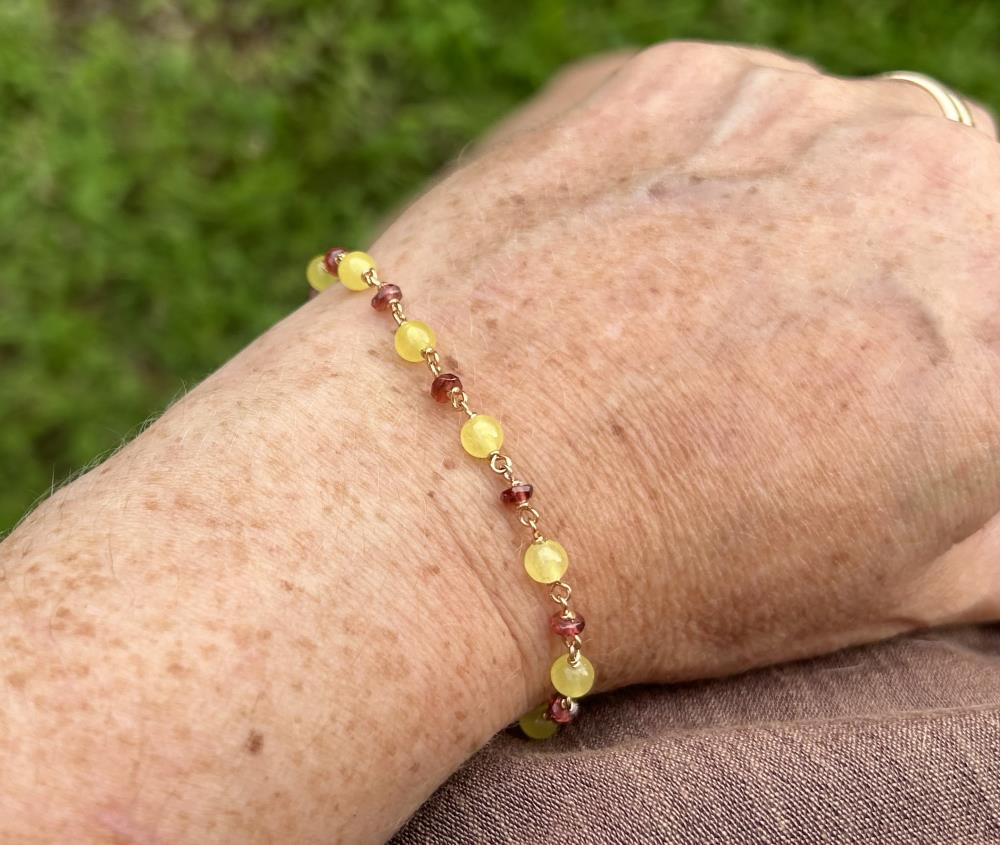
xmin=0 ymin=297 xmax=545 ymax=843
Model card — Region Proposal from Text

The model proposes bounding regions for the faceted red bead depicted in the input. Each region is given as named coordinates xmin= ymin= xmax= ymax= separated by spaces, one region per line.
xmin=547 ymin=694 xmax=579 ymax=725
xmin=430 ymin=373 xmax=463 ymax=403
xmin=500 ymin=483 xmax=533 ymax=505
xmin=323 ymin=247 xmax=347 ymax=275
xmin=550 ymin=612 xmax=585 ymax=638
xmin=371 ymin=283 xmax=402 ymax=311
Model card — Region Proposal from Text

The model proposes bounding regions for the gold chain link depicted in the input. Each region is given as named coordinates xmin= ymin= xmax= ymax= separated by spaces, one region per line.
xmin=421 ymin=347 xmax=443 ymax=377
xmin=449 ymin=389 xmax=475 ymax=419
xmin=516 ymin=502 xmax=543 ymax=541
xmin=389 ymin=299 xmax=407 ymax=326
xmin=550 ymin=580 xmax=572 ymax=607
xmin=488 ymin=451 xmax=514 ymax=481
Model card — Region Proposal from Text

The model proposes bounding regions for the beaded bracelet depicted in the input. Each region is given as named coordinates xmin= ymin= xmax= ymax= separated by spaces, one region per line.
xmin=306 ymin=247 xmax=595 ymax=739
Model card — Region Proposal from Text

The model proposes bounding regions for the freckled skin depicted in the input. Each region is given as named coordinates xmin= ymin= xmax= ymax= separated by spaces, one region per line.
xmin=3 ymin=41 xmax=1000 ymax=845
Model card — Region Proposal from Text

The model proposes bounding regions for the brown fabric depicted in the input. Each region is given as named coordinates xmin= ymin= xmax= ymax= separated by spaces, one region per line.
xmin=392 ymin=627 xmax=1000 ymax=844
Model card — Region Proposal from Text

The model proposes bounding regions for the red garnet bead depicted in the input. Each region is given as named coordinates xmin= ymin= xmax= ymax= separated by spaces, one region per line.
xmin=500 ymin=483 xmax=533 ymax=505
xmin=323 ymin=247 xmax=347 ymax=274
xmin=550 ymin=612 xmax=585 ymax=638
xmin=430 ymin=373 xmax=463 ymax=403
xmin=547 ymin=694 xmax=579 ymax=725
xmin=371 ymin=283 xmax=402 ymax=311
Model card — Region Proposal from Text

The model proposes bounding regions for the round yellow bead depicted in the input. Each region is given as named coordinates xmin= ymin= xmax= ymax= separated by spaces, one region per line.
xmin=518 ymin=703 xmax=559 ymax=740
xmin=337 ymin=250 xmax=376 ymax=291
xmin=523 ymin=539 xmax=569 ymax=584
xmin=550 ymin=654 xmax=596 ymax=698
xmin=306 ymin=254 xmax=334 ymax=292
xmin=460 ymin=414 xmax=503 ymax=458
xmin=394 ymin=320 xmax=436 ymax=362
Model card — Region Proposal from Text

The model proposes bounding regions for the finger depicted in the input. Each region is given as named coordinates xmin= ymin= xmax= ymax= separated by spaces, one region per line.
xmin=906 ymin=509 xmax=1000 ymax=628
xmin=964 ymin=95 xmax=999 ymax=139
xmin=867 ymin=75 xmax=998 ymax=140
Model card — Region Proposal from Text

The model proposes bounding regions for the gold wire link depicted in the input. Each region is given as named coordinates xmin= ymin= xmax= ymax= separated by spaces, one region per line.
xmin=517 ymin=504 xmax=541 ymax=526
xmin=449 ymin=389 xmax=475 ymax=419
xmin=550 ymin=580 xmax=572 ymax=609
xmin=362 ymin=268 xmax=381 ymax=289
xmin=517 ymin=503 xmax=542 ymax=535
xmin=421 ymin=347 xmax=443 ymax=377
xmin=489 ymin=451 xmax=514 ymax=480
xmin=567 ymin=636 xmax=582 ymax=666
xmin=389 ymin=299 xmax=407 ymax=326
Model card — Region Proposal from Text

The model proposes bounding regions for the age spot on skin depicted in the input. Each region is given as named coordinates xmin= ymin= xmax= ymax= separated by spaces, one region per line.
xmin=295 ymin=636 xmax=318 ymax=652
xmin=6 ymin=672 xmax=27 ymax=690
xmin=244 ymin=730 xmax=264 ymax=755
xmin=647 ymin=180 xmax=671 ymax=201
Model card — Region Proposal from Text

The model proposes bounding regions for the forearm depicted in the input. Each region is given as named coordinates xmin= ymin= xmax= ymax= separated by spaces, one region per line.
xmin=0 ymin=292 xmax=572 ymax=843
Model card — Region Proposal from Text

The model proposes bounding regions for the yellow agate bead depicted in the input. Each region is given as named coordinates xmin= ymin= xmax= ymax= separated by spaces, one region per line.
xmin=306 ymin=254 xmax=333 ymax=292
xmin=518 ymin=703 xmax=559 ymax=740
xmin=550 ymin=654 xmax=595 ymax=698
xmin=337 ymin=250 xmax=376 ymax=291
xmin=394 ymin=320 xmax=436 ymax=362
xmin=523 ymin=539 xmax=569 ymax=584
xmin=460 ymin=414 xmax=503 ymax=458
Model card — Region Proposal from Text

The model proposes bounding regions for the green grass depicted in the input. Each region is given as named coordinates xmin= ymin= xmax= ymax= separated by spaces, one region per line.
xmin=2 ymin=0 xmax=999 ymax=530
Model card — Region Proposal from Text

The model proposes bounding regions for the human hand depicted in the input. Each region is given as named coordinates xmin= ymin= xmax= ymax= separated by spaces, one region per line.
xmin=366 ymin=42 xmax=1000 ymax=690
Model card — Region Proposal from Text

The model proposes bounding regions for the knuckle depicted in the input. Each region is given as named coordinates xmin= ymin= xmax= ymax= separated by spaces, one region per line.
xmin=625 ymin=39 xmax=739 ymax=75
xmin=580 ymin=40 xmax=739 ymax=127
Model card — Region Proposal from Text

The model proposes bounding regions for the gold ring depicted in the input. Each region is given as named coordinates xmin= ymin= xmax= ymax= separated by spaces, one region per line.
xmin=881 ymin=71 xmax=975 ymax=127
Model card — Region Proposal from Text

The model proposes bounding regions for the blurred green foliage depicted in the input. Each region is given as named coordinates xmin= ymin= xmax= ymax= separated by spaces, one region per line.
xmin=2 ymin=0 xmax=998 ymax=530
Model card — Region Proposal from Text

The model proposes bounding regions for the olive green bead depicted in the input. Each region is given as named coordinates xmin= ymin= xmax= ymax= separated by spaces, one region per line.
xmin=518 ymin=703 xmax=559 ymax=740
xmin=306 ymin=254 xmax=334 ymax=292
xmin=550 ymin=654 xmax=595 ymax=698
xmin=523 ymin=539 xmax=569 ymax=584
